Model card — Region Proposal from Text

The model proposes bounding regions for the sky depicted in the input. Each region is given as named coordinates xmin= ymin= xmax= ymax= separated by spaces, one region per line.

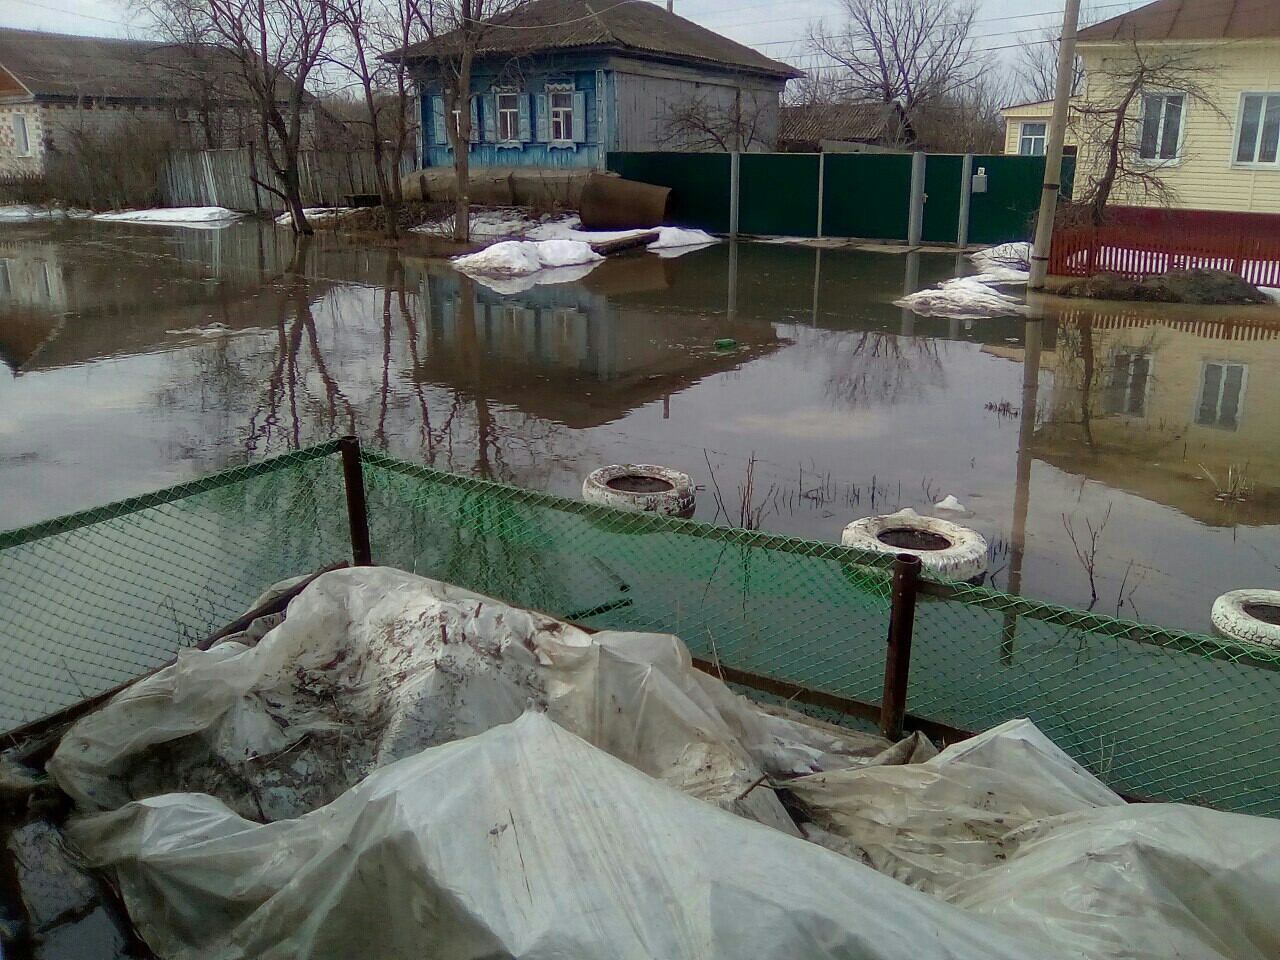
xmin=7 ymin=0 xmax=1153 ymax=75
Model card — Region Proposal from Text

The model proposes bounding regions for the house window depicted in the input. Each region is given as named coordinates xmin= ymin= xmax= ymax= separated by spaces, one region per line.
xmin=497 ymin=92 xmax=519 ymax=142
xmin=1104 ymin=353 xmax=1152 ymax=418
xmin=1235 ymin=93 xmax=1280 ymax=165
xmin=1139 ymin=93 xmax=1185 ymax=161
xmin=1019 ymin=122 xmax=1047 ymax=156
xmin=551 ymin=91 xmax=574 ymax=142
xmin=12 ymin=115 xmax=31 ymax=157
xmin=1196 ymin=362 xmax=1246 ymax=431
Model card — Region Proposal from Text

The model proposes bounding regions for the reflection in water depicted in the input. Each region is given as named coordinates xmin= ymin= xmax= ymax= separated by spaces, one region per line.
xmin=2 ymin=219 xmax=1280 ymax=631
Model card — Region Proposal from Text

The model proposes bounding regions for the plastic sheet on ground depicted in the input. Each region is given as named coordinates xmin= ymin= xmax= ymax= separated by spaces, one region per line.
xmin=49 ymin=567 xmax=883 ymax=834
xmin=68 ymin=711 xmax=1059 ymax=960
xmin=791 ymin=718 xmax=1280 ymax=960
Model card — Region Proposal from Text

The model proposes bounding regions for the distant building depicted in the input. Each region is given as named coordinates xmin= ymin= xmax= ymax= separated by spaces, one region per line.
xmin=777 ymin=102 xmax=913 ymax=153
xmin=0 ymin=28 xmax=325 ymax=179
xmin=1000 ymin=99 xmax=1079 ymax=157
xmin=392 ymin=0 xmax=801 ymax=170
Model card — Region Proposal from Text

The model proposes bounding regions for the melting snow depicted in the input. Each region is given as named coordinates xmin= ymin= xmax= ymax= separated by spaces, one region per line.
xmin=93 ymin=207 xmax=243 ymax=228
xmin=934 ymin=495 xmax=968 ymax=513
xmin=896 ymin=276 xmax=1029 ymax=320
xmin=970 ymin=242 xmax=1031 ymax=283
xmin=428 ymin=210 xmax=718 ymax=260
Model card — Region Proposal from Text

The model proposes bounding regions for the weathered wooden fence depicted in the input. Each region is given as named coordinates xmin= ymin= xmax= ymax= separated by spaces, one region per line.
xmin=162 ymin=147 xmax=413 ymax=212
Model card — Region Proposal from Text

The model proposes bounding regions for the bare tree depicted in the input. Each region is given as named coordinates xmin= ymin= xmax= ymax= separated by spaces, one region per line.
xmin=328 ymin=0 xmax=424 ymax=238
xmin=1073 ymin=42 xmax=1224 ymax=225
xmin=395 ymin=0 xmax=526 ymax=242
xmin=913 ymin=70 xmax=1007 ymax=153
xmin=1013 ymin=26 xmax=1086 ymax=105
xmin=657 ymin=83 xmax=775 ymax=152
xmin=810 ymin=0 xmax=984 ymax=128
xmin=134 ymin=0 xmax=335 ymax=234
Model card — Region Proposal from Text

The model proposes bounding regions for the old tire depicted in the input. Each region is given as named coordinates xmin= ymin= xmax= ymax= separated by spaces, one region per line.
xmin=1211 ymin=589 xmax=1280 ymax=648
xmin=583 ymin=464 xmax=695 ymax=518
xmin=842 ymin=508 xmax=988 ymax=582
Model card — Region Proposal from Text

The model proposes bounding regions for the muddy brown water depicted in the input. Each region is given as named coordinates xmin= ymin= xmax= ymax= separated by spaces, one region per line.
xmin=878 ymin=528 xmax=952 ymax=551
xmin=3 ymin=219 xmax=1280 ymax=635
xmin=606 ymin=475 xmax=675 ymax=493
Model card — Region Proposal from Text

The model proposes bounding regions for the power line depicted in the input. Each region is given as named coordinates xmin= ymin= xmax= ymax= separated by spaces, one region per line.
xmin=10 ymin=0 xmax=136 ymax=28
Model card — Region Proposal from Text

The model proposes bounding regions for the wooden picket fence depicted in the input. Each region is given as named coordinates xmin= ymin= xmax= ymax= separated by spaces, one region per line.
xmin=162 ymin=147 xmax=413 ymax=212
xmin=1050 ymin=214 xmax=1280 ymax=289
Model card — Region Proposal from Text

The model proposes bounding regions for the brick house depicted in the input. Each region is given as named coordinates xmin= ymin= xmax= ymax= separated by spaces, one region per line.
xmin=0 ymin=28 xmax=323 ymax=179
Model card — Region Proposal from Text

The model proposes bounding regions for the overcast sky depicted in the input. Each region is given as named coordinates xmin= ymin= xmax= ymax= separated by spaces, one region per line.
xmin=8 ymin=0 xmax=1151 ymax=74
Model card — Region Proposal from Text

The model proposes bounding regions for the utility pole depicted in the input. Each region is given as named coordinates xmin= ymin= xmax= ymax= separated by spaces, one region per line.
xmin=1029 ymin=0 xmax=1081 ymax=289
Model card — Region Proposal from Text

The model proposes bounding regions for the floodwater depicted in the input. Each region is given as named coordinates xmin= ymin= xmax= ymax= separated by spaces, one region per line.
xmin=3 ymin=218 xmax=1280 ymax=634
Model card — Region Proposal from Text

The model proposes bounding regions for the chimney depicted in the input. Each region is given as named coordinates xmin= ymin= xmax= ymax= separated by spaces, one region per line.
xmin=666 ymin=0 xmax=673 ymax=11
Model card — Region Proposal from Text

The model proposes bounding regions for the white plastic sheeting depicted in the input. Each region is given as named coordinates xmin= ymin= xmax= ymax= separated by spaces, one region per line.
xmin=50 ymin=568 xmax=885 ymax=832
xmin=68 ymin=711 xmax=1057 ymax=960
xmin=51 ymin=571 xmax=1280 ymax=960
xmin=792 ymin=719 xmax=1280 ymax=960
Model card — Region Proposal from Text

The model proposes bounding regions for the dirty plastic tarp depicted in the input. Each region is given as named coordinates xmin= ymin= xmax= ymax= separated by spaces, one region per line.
xmin=69 ymin=711 xmax=1059 ymax=960
xmin=49 ymin=567 xmax=886 ymax=833
xmin=792 ymin=719 xmax=1280 ymax=960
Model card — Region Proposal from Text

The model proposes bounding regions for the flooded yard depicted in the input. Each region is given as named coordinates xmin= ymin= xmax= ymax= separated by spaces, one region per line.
xmin=2 ymin=218 xmax=1280 ymax=634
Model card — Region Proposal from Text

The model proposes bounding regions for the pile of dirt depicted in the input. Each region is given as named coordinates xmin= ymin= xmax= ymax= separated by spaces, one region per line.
xmin=1058 ymin=269 xmax=1273 ymax=305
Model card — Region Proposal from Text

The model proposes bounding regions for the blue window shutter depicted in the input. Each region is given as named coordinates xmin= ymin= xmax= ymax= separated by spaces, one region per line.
xmin=572 ymin=91 xmax=586 ymax=143
xmin=535 ymin=93 xmax=550 ymax=142
xmin=469 ymin=97 xmax=479 ymax=143
xmin=518 ymin=93 xmax=532 ymax=142
xmin=483 ymin=94 xmax=497 ymax=142
xmin=432 ymin=96 xmax=447 ymax=146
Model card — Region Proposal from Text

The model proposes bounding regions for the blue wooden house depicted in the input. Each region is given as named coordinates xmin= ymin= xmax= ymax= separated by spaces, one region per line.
xmin=394 ymin=0 xmax=801 ymax=170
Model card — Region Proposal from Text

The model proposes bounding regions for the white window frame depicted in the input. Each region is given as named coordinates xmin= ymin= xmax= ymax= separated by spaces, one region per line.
xmin=496 ymin=91 xmax=520 ymax=143
xmin=1019 ymin=122 xmax=1048 ymax=156
xmin=1137 ymin=92 xmax=1186 ymax=164
xmin=12 ymin=114 xmax=31 ymax=157
xmin=1193 ymin=361 xmax=1248 ymax=431
xmin=1233 ymin=91 xmax=1280 ymax=168
xmin=1104 ymin=352 xmax=1154 ymax=419
xmin=548 ymin=84 xmax=575 ymax=145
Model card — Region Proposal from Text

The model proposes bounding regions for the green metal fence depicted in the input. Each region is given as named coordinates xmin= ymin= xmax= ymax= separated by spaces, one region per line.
xmin=3 ymin=441 xmax=1278 ymax=817
xmin=608 ymin=150 xmax=1076 ymax=247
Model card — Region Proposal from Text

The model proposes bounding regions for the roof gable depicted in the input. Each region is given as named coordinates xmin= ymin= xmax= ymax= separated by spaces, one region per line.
xmin=1077 ymin=0 xmax=1280 ymax=43
xmin=778 ymin=103 xmax=907 ymax=144
xmin=395 ymin=0 xmax=801 ymax=79
xmin=0 ymin=28 xmax=264 ymax=102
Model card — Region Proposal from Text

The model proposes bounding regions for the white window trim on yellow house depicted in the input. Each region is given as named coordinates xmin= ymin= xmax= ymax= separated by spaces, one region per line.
xmin=1233 ymin=91 xmax=1280 ymax=167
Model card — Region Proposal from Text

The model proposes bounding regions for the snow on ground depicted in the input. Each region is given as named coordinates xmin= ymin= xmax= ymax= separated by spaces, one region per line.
xmin=1263 ymin=287 xmax=1280 ymax=303
xmin=92 ymin=206 xmax=243 ymax=228
xmin=452 ymin=238 xmax=604 ymax=295
xmin=0 ymin=205 xmax=91 ymax=223
xmin=934 ymin=495 xmax=968 ymax=513
xmin=427 ymin=209 xmax=718 ymax=259
xmin=274 ymin=207 xmax=353 ymax=226
xmin=896 ymin=276 xmax=1029 ymax=320
xmin=970 ymin=242 xmax=1031 ymax=283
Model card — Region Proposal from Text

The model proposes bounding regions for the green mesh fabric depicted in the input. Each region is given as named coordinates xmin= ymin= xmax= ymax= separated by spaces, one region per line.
xmin=3 ymin=442 xmax=1279 ymax=818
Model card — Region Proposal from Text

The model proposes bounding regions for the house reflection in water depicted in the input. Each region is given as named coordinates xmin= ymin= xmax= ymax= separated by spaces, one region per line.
xmin=998 ymin=304 xmax=1280 ymax=527
xmin=413 ymin=256 xmax=786 ymax=429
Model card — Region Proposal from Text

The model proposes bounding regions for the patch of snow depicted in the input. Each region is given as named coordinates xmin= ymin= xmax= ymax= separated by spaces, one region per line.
xmin=425 ymin=210 xmax=719 ymax=260
xmin=0 ymin=205 xmax=91 ymax=223
xmin=651 ymin=226 xmax=717 ymax=251
xmin=92 ymin=206 xmax=243 ymax=228
xmin=970 ymin=242 xmax=1031 ymax=282
xmin=453 ymin=238 xmax=602 ymax=278
xmin=166 ymin=322 xmax=234 ymax=337
xmin=934 ymin=495 xmax=967 ymax=513
xmin=1262 ymin=287 xmax=1280 ymax=303
xmin=896 ymin=276 xmax=1029 ymax=320
xmin=274 ymin=207 xmax=353 ymax=226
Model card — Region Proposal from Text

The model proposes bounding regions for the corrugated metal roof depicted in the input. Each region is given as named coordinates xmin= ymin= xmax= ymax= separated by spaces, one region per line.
xmin=1077 ymin=0 xmax=1280 ymax=43
xmin=395 ymin=0 xmax=802 ymax=79
xmin=0 ymin=28 xmax=255 ymax=102
xmin=778 ymin=103 xmax=905 ymax=144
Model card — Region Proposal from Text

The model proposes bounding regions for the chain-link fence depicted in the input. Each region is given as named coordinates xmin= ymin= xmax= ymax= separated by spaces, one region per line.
xmin=4 ymin=439 xmax=1279 ymax=818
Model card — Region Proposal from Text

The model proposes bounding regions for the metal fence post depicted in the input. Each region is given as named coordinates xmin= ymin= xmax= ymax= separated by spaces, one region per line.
xmin=880 ymin=553 xmax=922 ymax=741
xmin=729 ymin=150 xmax=741 ymax=238
xmin=816 ymin=151 xmax=826 ymax=239
xmin=339 ymin=435 xmax=373 ymax=567
xmin=957 ymin=154 xmax=973 ymax=249
xmin=907 ymin=151 xmax=926 ymax=248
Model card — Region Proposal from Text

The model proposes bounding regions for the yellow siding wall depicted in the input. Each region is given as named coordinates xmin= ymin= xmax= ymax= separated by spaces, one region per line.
xmin=1077 ymin=40 xmax=1280 ymax=213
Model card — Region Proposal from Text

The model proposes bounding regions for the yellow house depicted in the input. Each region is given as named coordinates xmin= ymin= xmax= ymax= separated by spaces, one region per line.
xmin=1074 ymin=0 xmax=1280 ymax=214
xmin=1001 ymin=99 xmax=1080 ymax=156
